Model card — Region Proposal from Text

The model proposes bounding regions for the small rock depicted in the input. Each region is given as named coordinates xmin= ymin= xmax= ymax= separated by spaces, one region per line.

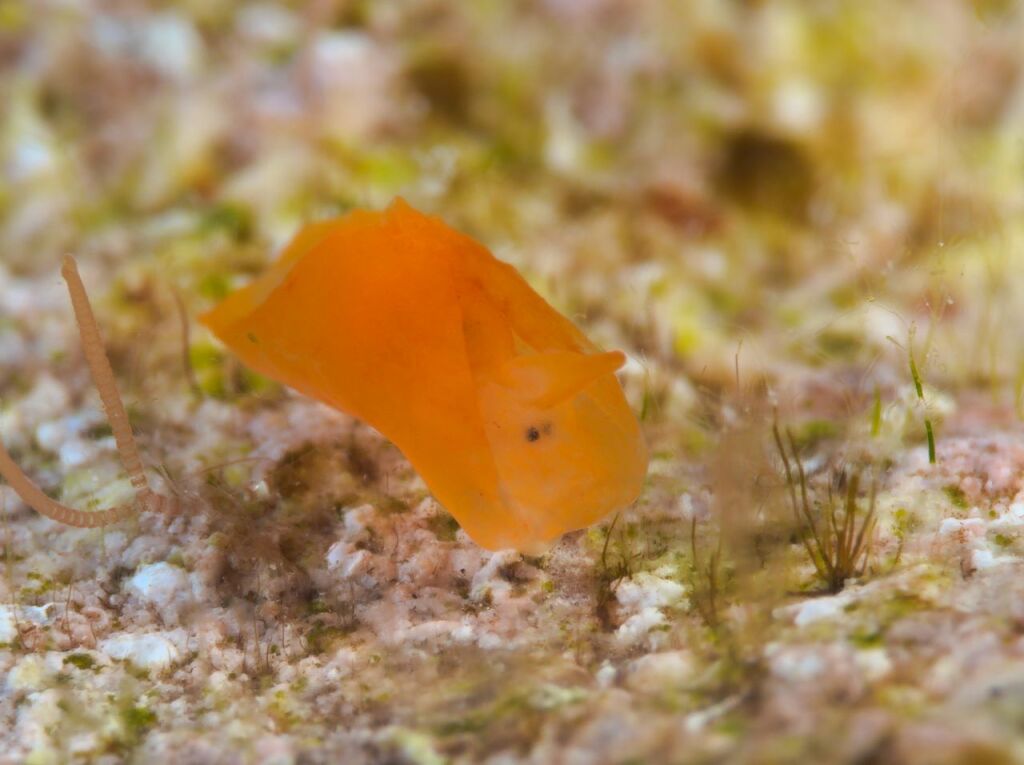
xmin=595 ymin=661 xmax=617 ymax=688
xmin=972 ymin=547 xmax=1015 ymax=571
xmin=126 ymin=561 xmax=196 ymax=624
xmin=939 ymin=517 xmax=985 ymax=537
xmin=343 ymin=504 xmax=377 ymax=540
xmin=100 ymin=630 xmax=184 ymax=671
xmin=6 ymin=654 xmax=57 ymax=692
xmin=616 ymin=572 xmax=687 ymax=611
xmin=236 ymin=3 xmax=302 ymax=47
xmin=784 ymin=592 xmax=855 ymax=627
xmin=478 ymin=632 xmax=504 ymax=650
xmin=625 ymin=650 xmax=695 ymax=692
xmin=768 ymin=644 xmax=827 ymax=682
xmin=326 ymin=544 xmax=373 ymax=582
xmin=0 ymin=603 xmax=56 ymax=644
xmin=616 ymin=607 xmax=667 ymax=646
xmin=854 ymin=648 xmax=893 ymax=681
xmin=991 ymin=502 xmax=1024 ymax=528
xmin=471 ymin=550 xmax=520 ymax=601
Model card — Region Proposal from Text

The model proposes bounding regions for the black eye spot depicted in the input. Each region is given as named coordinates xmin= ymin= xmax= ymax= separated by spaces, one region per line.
xmin=525 ymin=422 xmax=553 ymax=443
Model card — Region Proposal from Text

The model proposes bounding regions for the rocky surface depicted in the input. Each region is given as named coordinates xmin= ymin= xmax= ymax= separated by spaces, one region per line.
xmin=3 ymin=2 xmax=1024 ymax=763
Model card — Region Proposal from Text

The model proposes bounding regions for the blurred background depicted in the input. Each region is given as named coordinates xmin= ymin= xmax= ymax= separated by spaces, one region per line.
xmin=3 ymin=0 xmax=1023 ymax=431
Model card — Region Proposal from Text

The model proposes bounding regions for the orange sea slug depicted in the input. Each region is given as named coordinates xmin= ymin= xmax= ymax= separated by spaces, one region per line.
xmin=201 ymin=199 xmax=648 ymax=552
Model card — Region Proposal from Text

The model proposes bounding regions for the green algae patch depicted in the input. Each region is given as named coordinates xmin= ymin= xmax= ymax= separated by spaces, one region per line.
xmin=943 ymin=485 xmax=970 ymax=511
xmin=385 ymin=727 xmax=448 ymax=765
xmin=426 ymin=512 xmax=461 ymax=543
xmin=305 ymin=622 xmax=354 ymax=655
xmin=63 ymin=653 xmax=97 ymax=671
xmin=121 ymin=705 xmax=157 ymax=733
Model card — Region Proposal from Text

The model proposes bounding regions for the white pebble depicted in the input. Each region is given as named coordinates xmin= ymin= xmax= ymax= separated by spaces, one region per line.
xmin=625 ymin=650 xmax=695 ymax=691
xmin=326 ymin=545 xmax=372 ymax=580
xmin=343 ymin=504 xmax=377 ymax=539
xmin=595 ymin=661 xmax=617 ymax=688
xmin=58 ymin=438 xmax=97 ymax=468
xmin=972 ymin=548 xmax=1015 ymax=571
xmin=616 ymin=607 xmax=667 ymax=645
xmin=0 ymin=603 xmax=56 ymax=644
xmin=7 ymin=655 xmax=57 ymax=692
xmin=127 ymin=562 xmax=195 ymax=624
xmin=471 ymin=550 xmax=520 ymax=601
xmin=991 ymin=503 xmax=1024 ymax=528
xmin=855 ymin=648 xmax=893 ymax=681
xmin=939 ymin=517 xmax=985 ymax=537
xmin=143 ymin=15 xmax=204 ymax=80
xmin=478 ymin=632 xmax=504 ymax=650
xmin=100 ymin=631 xmax=183 ymax=672
xmin=787 ymin=593 xmax=854 ymax=627
xmin=615 ymin=572 xmax=687 ymax=611
xmin=236 ymin=3 xmax=301 ymax=46
xmin=769 ymin=646 xmax=826 ymax=682
xmin=9 ymin=138 xmax=55 ymax=182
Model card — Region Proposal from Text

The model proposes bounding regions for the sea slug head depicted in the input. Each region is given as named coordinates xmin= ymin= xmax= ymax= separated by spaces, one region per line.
xmin=475 ymin=349 xmax=648 ymax=552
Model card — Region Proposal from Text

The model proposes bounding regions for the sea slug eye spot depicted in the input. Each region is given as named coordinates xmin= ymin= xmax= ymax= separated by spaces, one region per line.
xmin=524 ymin=422 xmax=553 ymax=443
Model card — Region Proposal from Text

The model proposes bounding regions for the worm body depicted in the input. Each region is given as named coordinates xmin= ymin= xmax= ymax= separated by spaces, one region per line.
xmin=0 ymin=257 xmax=175 ymax=527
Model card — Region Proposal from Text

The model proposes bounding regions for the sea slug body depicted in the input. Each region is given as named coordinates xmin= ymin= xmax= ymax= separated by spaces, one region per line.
xmin=200 ymin=199 xmax=648 ymax=552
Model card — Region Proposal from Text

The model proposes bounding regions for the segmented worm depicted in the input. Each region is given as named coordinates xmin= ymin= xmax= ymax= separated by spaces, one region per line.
xmin=0 ymin=256 xmax=174 ymax=527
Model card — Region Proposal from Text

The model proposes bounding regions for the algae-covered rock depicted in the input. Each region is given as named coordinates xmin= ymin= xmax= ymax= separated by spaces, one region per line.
xmin=2 ymin=1 xmax=1024 ymax=763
